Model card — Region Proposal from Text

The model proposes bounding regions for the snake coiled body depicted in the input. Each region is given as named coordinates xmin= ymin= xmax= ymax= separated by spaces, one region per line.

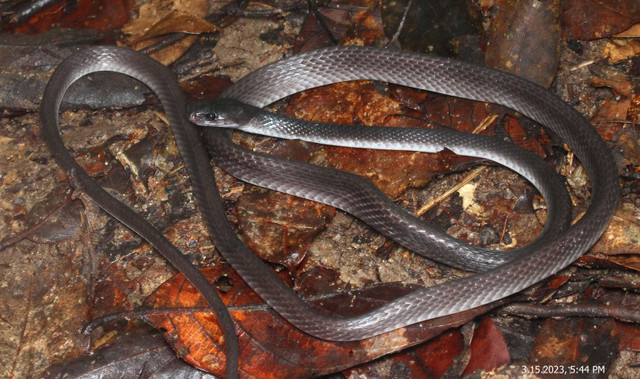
xmin=41 ymin=46 xmax=619 ymax=377
xmin=203 ymin=46 xmax=619 ymax=339
xmin=192 ymin=98 xmax=572 ymax=272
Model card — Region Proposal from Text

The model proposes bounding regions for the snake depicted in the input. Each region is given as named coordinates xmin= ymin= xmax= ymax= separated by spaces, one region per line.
xmin=40 ymin=46 xmax=619 ymax=377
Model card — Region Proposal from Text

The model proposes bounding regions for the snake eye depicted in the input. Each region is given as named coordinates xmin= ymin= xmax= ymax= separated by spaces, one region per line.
xmin=204 ymin=112 xmax=218 ymax=122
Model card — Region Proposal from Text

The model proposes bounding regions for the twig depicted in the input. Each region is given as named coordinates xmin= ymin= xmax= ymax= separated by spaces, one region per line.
xmin=415 ymin=114 xmax=498 ymax=216
xmin=386 ymin=0 xmax=414 ymax=47
xmin=416 ymin=166 xmax=486 ymax=216
xmin=500 ymin=302 xmax=640 ymax=323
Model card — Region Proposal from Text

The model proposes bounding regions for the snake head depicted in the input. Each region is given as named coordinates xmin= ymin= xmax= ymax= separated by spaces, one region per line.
xmin=188 ymin=98 xmax=256 ymax=128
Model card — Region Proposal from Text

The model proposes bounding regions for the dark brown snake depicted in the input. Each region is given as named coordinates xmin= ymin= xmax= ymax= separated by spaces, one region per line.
xmin=40 ymin=46 xmax=619 ymax=378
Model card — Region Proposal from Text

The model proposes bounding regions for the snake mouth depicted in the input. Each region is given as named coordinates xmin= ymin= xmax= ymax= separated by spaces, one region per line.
xmin=188 ymin=112 xmax=212 ymax=126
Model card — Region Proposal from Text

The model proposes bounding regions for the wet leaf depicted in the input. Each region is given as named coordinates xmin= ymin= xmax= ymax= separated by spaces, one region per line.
xmin=528 ymin=272 xmax=573 ymax=302
xmin=236 ymin=187 xmax=335 ymax=269
xmin=615 ymin=124 xmax=640 ymax=166
xmin=414 ymin=329 xmax=465 ymax=377
xmin=592 ymin=99 xmax=632 ymax=140
xmin=486 ymin=0 xmax=561 ymax=88
xmin=562 ymin=0 xmax=640 ymax=41
xmin=345 ymin=328 xmax=466 ymax=377
xmin=25 ymin=193 xmax=85 ymax=244
xmin=295 ymin=1 xmax=370 ymax=52
xmin=44 ymin=331 xmax=215 ymax=378
xmin=3 ymin=0 xmax=130 ymax=34
xmin=143 ymin=265 xmax=499 ymax=376
xmin=462 ymin=316 xmax=510 ymax=375
xmin=381 ymin=0 xmax=482 ymax=56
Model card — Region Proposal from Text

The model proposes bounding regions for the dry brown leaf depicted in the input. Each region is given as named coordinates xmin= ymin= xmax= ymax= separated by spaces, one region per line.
xmin=592 ymin=98 xmax=631 ymax=140
xmin=588 ymin=77 xmax=633 ymax=97
xmin=123 ymin=0 xmax=209 ymax=35
xmin=122 ymin=0 xmax=213 ymax=64
xmin=602 ymin=39 xmax=640 ymax=63
xmin=129 ymin=11 xmax=217 ymax=45
xmin=616 ymin=23 xmax=640 ymax=37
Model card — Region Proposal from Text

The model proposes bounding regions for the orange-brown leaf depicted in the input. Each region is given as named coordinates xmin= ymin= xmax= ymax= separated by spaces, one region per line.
xmin=143 ymin=265 xmax=499 ymax=376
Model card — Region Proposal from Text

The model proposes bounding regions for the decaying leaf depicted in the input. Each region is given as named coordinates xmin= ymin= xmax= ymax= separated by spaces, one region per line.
xmin=563 ymin=0 xmax=640 ymax=40
xmin=486 ymin=0 xmax=561 ymax=88
xmin=236 ymin=187 xmax=335 ymax=269
xmin=461 ymin=316 xmax=510 ymax=375
xmin=142 ymin=265 xmax=500 ymax=376
xmin=44 ymin=331 xmax=215 ymax=378
xmin=122 ymin=0 xmax=215 ymax=64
